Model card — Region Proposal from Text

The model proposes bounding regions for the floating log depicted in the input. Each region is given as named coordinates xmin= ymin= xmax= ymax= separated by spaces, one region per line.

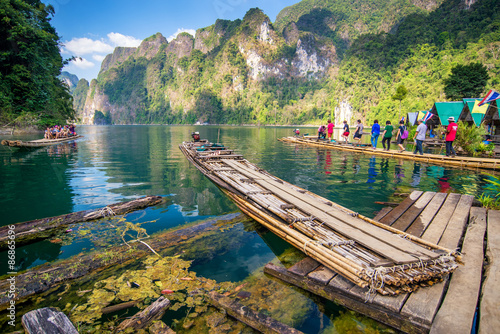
xmin=0 ymin=213 xmax=245 ymax=308
xmin=21 ymin=307 xmax=78 ymax=334
xmin=208 ymin=291 xmax=304 ymax=334
xmin=1 ymin=135 xmax=83 ymax=148
xmin=115 ymin=296 xmax=171 ymax=332
xmin=0 ymin=195 xmax=164 ymax=249
xmin=179 ymin=140 xmax=460 ymax=295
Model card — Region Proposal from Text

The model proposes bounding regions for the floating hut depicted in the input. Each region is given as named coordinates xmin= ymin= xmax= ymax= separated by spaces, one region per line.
xmin=428 ymin=102 xmax=474 ymax=128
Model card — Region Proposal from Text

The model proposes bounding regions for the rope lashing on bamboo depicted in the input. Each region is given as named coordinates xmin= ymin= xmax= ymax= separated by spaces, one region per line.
xmin=365 ymin=266 xmax=387 ymax=301
xmin=324 ymin=239 xmax=355 ymax=249
xmin=99 ymin=206 xmax=116 ymax=217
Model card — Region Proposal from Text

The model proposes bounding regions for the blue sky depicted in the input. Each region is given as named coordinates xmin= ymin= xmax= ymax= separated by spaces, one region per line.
xmin=45 ymin=0 xmax=301 ymax=81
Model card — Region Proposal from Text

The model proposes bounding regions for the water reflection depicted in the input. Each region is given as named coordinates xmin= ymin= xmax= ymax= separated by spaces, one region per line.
xmin=0 ymin=126 xmax=493 ymax=270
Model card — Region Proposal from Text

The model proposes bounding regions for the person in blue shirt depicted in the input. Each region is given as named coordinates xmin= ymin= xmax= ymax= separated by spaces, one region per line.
xmin=371 ymin=119 xmax=380 ymax=149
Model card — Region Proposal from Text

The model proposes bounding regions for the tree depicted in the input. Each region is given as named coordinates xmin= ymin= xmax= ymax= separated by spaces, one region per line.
xmin=443 ymin=63 xmax=489 ymax=100
xmin=392 ymin=84 xmax=408 ymax=120
xmin=0 ymin=0 xmax=75 ymax=126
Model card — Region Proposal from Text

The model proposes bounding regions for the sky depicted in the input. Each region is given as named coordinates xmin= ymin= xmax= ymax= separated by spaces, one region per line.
xmin=45 ymin=0 xmax=301 ymax=81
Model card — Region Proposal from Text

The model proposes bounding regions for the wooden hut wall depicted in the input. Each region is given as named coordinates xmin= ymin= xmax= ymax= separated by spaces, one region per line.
xmin=428 ymin=105 xmax=442 ymax=127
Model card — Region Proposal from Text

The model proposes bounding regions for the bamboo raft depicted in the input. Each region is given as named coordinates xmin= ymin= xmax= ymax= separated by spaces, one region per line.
xmin=1 ymin=135 xmax=83 ymax=148
xmin=179 ymin=140 xmax=460 ymax=296
xmin=280 ymin=136 xmax=500 ymax=171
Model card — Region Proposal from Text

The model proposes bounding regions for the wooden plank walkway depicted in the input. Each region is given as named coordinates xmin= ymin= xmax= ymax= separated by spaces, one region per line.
xmin=279 ymin=136 xmax=500 ymax=171
xmin=264 ymin=191 xmax=499 ymax=333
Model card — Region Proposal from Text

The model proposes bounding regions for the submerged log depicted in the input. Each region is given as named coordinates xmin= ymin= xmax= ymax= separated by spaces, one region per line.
xmin=101 ymin=300 xmax=139 ymax=315
xmin=115 ymin=296 xmax=171 ymax=332
xmin=0 ymin=213 xmax=246 ymax=308
xmin=0 ymin=195 xmax=163 ymax=249
xmin=208 ymin=291 xmax=304 ymax=334
xmin=22 ymin=307 xmax=78 ymax=334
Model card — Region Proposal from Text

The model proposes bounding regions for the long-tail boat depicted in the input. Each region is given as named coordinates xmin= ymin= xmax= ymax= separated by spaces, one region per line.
xmin=1 ymin=135 xmax=83 ymax=148
xmin=179 ymin=139 xmax=460 ymax=296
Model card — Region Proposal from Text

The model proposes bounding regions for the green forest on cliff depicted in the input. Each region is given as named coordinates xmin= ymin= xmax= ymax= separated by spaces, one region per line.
xmin=0 ymin=0 xmax=75 ymax=127
xmin=1 ymin=0 xmax=500 ymax=127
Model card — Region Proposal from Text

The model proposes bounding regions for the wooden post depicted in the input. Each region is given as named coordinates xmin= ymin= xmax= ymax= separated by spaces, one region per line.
xmin=22 ymin=307 xmax=78 ymax=334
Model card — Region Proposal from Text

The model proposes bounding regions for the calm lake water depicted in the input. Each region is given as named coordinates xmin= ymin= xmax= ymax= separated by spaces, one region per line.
xmin=0 ymin=125 xmax=492 ymax=332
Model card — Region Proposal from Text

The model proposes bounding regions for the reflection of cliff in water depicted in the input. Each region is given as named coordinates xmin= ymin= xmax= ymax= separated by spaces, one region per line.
xmin=0 ymin=142 xmax=77 ymax=225
xmin=79 ymin=126 xmax=236 ymax=216
xmin=0 ymin=240 xmax=62 ymax=275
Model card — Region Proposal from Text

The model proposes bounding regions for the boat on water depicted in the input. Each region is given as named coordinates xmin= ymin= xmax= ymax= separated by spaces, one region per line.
xmin=179 ymin=138 xmax=459 ymax=296
xmin=1 ymin=135 xmax=83 ymax=148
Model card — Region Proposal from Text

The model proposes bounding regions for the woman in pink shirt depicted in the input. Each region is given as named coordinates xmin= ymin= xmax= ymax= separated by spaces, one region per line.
xmin=327 ymin=119 xmax=334 ymax=142
xmin=445 ymin=116 xmax=458 ymax=157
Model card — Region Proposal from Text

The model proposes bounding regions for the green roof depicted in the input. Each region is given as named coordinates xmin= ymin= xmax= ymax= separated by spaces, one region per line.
xmin=434 ymin=102 xmax=464 ymax=124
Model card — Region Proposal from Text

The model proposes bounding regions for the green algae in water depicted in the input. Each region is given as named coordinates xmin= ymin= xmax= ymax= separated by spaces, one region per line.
xmin=321 ymin=309 xmax=397 ymax=334
xmin=69 ymin=255 xmax=235 ymax=326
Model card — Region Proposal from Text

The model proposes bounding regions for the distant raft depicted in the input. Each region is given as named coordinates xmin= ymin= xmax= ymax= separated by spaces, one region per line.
xmin=1 ymin=135 xmax=83 ymax=148
xmin=179 ymin=139 xmax=460 ymax=296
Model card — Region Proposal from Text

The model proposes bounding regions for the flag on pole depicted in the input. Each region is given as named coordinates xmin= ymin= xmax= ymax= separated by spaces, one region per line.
xmin=423 ymin=111 xmax=433 ymax=122
xmin=478 ymin=90 xmax=500 ymax=107
xmin=472 ymin=100 xmax=489 ymax=114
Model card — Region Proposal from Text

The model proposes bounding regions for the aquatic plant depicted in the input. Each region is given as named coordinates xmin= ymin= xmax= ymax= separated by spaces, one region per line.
xmin=68 ymin=255 xmax=235 ymax=327
xmin=478 ymin=173 xmax=500 ymax=209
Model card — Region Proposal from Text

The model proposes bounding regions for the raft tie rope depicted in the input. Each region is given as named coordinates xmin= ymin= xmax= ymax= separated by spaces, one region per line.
xmin=325 ymin=239 xmax=355 ymax=249
xmin=303 ymin=239 xmax=321 ymax=255
xmin=365 ymin=266 xmax=387 ymax=301
xmin=99 ymin=206 xmax=116 ymax=217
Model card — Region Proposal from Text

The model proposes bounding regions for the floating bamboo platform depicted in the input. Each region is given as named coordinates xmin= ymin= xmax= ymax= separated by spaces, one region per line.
xmin=279 ymin=136 xmax=500 ymax=171
xmin=1 ymin=135 xmax=83 ymax=148
xmin=265 ymin=191 xmax=498 ymax=334
xmin=179 ymin=140 xmax=460 ymax=296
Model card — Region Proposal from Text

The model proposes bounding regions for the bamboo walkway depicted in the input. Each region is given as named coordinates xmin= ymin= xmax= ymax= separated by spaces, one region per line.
xmin=279 ymin=136 xmax=500 ymax=171
xmin=265 ymin=191 xmax=499 ymax=334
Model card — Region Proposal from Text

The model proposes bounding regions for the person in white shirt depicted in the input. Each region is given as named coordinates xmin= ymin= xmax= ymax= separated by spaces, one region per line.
xmin=413 ymin=119 xmax=427 ymax=155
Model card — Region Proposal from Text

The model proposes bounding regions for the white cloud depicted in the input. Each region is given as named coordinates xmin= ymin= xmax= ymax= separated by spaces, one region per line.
xmin=167 ymin=28 xmax=196 ymax=42
xmin=107 ymin=32 xmax=142 ymax=47
xmin=71 ymin=57 xmax=95 ymax=69
xmin=92 ymin=54 xmax=106 ymax=62
xmin=61 ymin=32 xmax=142 ymax=80
xmin=64 ymin=37 xmax=114 ymax=55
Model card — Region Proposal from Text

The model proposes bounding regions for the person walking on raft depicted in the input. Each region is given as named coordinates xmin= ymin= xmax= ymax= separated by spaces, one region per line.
xmin=445 ymin=116 xmax=458 ymax=157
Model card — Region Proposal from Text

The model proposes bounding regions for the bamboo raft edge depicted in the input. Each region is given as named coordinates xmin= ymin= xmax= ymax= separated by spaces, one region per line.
xmin=280 ymin=136 xmax=500 ymax=171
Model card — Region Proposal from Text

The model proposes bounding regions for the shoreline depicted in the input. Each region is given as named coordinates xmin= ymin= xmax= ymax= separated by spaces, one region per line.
xmin=0 ymin=126 xmax=42 ymax=135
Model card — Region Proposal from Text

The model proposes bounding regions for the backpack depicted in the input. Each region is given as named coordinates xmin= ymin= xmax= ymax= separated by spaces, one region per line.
xmin=401 ymin=127 xmax=409 ymax=139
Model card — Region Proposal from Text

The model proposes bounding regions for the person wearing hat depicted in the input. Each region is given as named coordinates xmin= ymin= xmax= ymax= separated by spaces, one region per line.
xmin=445 ymin=116 xmax=458 ymax=157
xmin=413 ymin=119 xmax=427 ymax=155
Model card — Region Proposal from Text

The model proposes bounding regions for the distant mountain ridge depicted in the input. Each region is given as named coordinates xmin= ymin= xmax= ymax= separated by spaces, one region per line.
xmin=59 ymin=71 xmax=79 ymax=94
xmin=72 ymin=0 xmax=499 ymax=125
